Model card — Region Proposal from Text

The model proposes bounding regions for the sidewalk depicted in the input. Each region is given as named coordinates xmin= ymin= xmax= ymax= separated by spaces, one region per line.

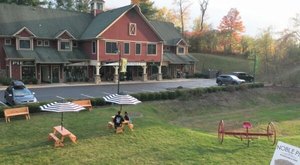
xmin=0 ymin=79 xmax=193 ymax=90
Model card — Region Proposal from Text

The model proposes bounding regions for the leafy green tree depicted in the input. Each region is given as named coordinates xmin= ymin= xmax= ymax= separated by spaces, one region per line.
xmin=55 ymin=0 xmax=74 ymax=10
xmin=75 ymin=0 xmax=90 ymax=12
xmin=138 ymin=0 xmax=158 ymax=20
xmin=0 ymin=0 xmax=47 ymax=6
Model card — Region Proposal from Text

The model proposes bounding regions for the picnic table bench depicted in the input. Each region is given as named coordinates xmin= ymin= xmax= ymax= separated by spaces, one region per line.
xmin=108 ymin=117 xmax=134 ymax=133
xmin=4 ymin=107 xmax=30 ymax=123
xmin=48 ymin=126 xmax=77 ymax=147
xmin=72 ymin=99 xmax=92 ymax=111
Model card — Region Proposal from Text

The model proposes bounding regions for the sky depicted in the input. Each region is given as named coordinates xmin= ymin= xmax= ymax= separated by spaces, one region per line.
xmin=105 ymin=0 xmax=300 ymax=36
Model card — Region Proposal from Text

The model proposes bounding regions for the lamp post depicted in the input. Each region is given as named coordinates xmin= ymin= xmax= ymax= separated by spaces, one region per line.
xmin=117 ymin=48 xmax=121 ymax=94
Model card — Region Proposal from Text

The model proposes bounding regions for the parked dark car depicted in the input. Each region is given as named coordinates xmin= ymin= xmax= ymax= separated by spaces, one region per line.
xmin=232 ymin=72 xmax=254 ymax=82
xmin=4 ymin=80 xmax=38 ymax=105
xmin=216 ymin=74 xmax=246 ymax=86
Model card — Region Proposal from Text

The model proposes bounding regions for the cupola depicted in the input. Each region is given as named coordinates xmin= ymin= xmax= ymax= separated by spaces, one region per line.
xmin=90 ymin=0 xmax=105 ymax=16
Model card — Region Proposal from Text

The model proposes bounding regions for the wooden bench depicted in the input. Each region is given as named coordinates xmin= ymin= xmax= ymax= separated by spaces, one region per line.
xmin=48 ymin=133 xmax=64 ymax=147
xmin=69 ymin=133 xmax=77 ymax=143
xmin=108 ymin=121 xmax=114 ymax=129
xmin=4 ymin=107 xmax=30 ymax=123
xmin=72 ymin=99 xmax=92 ymax=111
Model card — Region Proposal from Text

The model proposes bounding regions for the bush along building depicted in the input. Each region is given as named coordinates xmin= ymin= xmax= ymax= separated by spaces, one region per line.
xmin=0 ymin=0 xmax=197 ymax=84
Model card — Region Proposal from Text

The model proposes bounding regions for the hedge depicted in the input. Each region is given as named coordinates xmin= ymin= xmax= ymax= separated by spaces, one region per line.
xmin=0 ymin=83 xmax=264 ymax=118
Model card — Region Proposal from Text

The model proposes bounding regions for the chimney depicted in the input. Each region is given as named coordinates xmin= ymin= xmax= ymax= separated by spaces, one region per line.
xmin=90 ymin=0 xmax=105 ymax=16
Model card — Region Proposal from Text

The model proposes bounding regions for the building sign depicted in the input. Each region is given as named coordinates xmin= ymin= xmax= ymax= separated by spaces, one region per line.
xmin=270 ymin=141 xmax=300 ymax=165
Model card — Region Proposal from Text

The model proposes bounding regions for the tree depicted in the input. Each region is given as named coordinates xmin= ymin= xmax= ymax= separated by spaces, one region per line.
xmin=75 ymin=0 xmax=90 ymax=13
xmin=198 ymin=0 xmax=209 ymax=32
xmin=173 ymin=0 xmax=191 ymax=37
xmin=0 ymin=0 xmax=47 ymax=6
xmin=136 ymin=0 xmax=157 ymax=20
xmin=55 ymin=0 xmax=74 ymax=10
xmin=155 ymin=7 xmax=180 ymax=27
xmin=255 ymin=27 xmax=276 ymax=83
xmin=218 ymin=8 xmax=245 ymax=54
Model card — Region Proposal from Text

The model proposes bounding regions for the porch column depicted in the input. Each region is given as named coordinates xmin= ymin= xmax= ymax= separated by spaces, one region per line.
xmin=157 ymin=65 xmax=162 ymax=81
xmin=142 ymin=66 xmax=147 ymax=81
xmin=113 ymin=66 xmax=119 ymax=83
xmin=95 ymin=62 xmax=101 ymax=84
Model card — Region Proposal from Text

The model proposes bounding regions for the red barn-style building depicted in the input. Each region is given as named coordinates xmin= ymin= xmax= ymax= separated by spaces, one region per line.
xmin=0 ymin=0 xmax=197 ymax=84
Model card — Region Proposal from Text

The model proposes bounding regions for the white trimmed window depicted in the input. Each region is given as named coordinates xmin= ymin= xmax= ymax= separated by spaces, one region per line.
xmin=135 ymin=43 xmax=141 ymax=55
xmin=44 ymin=40 xmax=49 ymax=46
xmin=177 ymin=46 xmax=185 ymax=54
xmin=129 ymin=23 xmax=137 ymax=36
xmin=5 ymin=38 xmax=11 ymax=45
xmin=18 ymin=38 xmax=32 ymax=50
xmin=59 ymin=40 xmax=71 ymax=51
xmin=105 ymin=41 xmax=118 ymax=54
xmin=92 ymin=41 xmax=96 ymax=54
xmin=37 ymin=40 xmax=43 ymax=46
xmin=147 ymin=43 xmax=156 ymax=55
xmin=124 ymin=43 xmax=130 ymax=55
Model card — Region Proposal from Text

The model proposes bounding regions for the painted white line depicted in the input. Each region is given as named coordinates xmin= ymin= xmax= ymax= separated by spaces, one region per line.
xmin=123 ymin=90 xmax=133 ymax=94
xmin=81 ymin=94 xmax=94 ymax=98
xmin=0 ymin=101 xmax=8 ymax=107
xmin=103 ymin=92 xmax=112 ymax=95
xmin=142 ymin=90 xmax=154 ymax=93
xmin=56 ymin=96 xmax=65 ymax=100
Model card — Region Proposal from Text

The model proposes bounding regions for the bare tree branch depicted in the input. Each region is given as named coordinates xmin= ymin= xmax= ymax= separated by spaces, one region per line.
xmin=198 ymin=0 xmax=209 ymax=32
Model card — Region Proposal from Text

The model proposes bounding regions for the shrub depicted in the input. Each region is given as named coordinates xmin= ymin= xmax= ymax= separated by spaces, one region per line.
xmin=91 ymin=98 xmax=106 ymax=106
xmin=0 ymin=77 xmax=12 ymax=85
xmin=193 ymin=73 xmax=209 ymax=78
xmin=160 ymin=91 xmax=168 ymax=100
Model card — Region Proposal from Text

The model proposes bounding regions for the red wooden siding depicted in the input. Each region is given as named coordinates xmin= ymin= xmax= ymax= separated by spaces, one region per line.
xmin=99 ymin=8 xmax=162 ymax=63
xmin=82 ymin=41 xmax=97 ymax=60
xmin=18 ymin=29 xmax=34 ymax=37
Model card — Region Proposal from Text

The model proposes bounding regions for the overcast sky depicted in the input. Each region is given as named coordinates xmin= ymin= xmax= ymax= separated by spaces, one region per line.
xmin=105 ymin=0 xmax=300 ymax=36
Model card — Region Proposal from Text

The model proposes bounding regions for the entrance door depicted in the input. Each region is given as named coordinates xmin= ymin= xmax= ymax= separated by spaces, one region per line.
xmin=41 ymin=65 xmax=51 ymax=83
xmin=52 ymin=66 xmax=60 ymax=83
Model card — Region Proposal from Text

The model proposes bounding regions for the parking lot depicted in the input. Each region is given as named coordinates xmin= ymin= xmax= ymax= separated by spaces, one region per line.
xmin=0 ymin=78 xmax=217 ymax=106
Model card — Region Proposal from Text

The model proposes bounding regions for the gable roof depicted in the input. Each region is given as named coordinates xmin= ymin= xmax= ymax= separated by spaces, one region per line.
xmin=0 ymin=4 xmax=92 ymax=39
xmin=150 ymin=21 xmax=186 ymax=46
xmin=80 ymin=5 xmax=135 ymax=40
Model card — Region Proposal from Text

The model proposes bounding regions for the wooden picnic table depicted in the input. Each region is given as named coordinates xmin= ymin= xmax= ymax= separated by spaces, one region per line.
xmin=53 ymin=126 xmax=77 ymax=143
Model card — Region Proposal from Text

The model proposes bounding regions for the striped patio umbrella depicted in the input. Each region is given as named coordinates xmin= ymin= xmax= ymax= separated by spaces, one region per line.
xmin=40 ymin=102 xmax=85 ymax=129
xmin=103 ymin=94 xmax=141 ymax=111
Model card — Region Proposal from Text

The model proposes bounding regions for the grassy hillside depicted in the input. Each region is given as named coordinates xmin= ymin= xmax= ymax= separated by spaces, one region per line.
xmin=1 ymin=86 xmax=300 ymax=164
xmin=191 ymin=53 xmax=254 ymax=75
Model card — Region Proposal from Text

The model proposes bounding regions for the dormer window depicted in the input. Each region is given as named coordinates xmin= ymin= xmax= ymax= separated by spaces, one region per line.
xmin=59 ymin=40 xmax=71 ymax=51
xmin=5 ymin=38 xmax=11 ymax=45
xmin=177 ymin=46 xmax=185 ymax=55
xmin=18 ymin=38 xmax=32 ymax=50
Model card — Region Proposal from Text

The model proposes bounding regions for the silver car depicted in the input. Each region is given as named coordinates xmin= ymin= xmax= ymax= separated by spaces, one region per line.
xmin=216 ymin=74 xmax=246 ymax=86
xmin=4 ymin=80 xmax=38 ymax=105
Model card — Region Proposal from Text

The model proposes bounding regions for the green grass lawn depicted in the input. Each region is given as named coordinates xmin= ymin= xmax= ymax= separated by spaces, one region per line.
xmin=191 ymin=53 xmax=254 ymax=74
xmin=1 ymin=87 xmax=300 ymax=164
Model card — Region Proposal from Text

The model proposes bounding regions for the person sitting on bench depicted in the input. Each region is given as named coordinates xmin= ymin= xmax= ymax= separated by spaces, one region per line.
xmin=113 ymin=111 xmax=124 ymax=129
